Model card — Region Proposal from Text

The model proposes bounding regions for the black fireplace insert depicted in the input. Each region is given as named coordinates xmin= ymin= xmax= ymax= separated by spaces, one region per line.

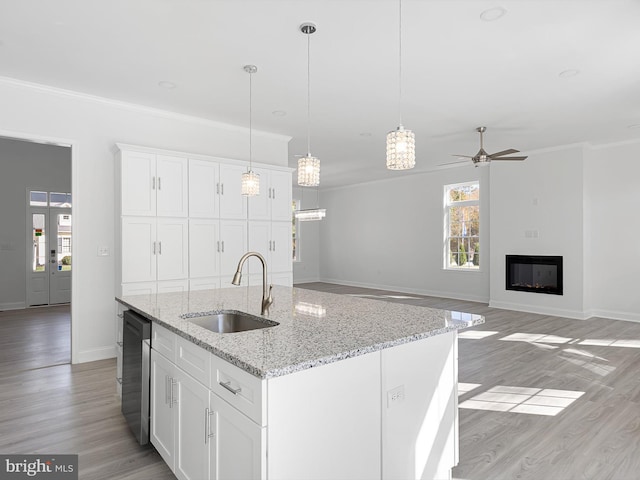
xmin=505 ymin=255 xmax=563 ymax=295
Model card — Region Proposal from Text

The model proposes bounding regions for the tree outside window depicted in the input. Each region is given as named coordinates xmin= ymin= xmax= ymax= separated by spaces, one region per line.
xmin=445 ymin=182 xmax=480 ymax=270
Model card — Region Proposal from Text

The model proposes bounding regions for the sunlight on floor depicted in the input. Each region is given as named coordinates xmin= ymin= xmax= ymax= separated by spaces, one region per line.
xmin=458 ymin=330 xmax=499 ymax=340
xmin=458 ymin=383 xmax=482 ymax=395
xmin=498 ymin=333 xmax=640 ymax=349
xmin=459 ymin=385 xmax=584 ymax=416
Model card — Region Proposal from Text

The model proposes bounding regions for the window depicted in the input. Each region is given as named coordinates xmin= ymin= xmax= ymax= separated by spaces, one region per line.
xmin=292 ymin=200 xmax=300 ymax=262
xmin=29 ymin=191 xmax=72 ymax=207
xmin=445 ymin=181 xmax=480 ymax=270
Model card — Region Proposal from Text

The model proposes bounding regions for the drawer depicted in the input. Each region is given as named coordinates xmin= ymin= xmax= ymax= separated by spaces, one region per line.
xmin=176 ymin=336 xmax=211 ymax=386
xmin=152 ymin=323 xmax=177 ymax=361
xmin=210 ymin=355 xmax=266 ymax=426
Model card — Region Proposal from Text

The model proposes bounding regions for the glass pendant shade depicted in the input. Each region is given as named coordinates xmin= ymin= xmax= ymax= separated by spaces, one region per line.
xmin=241 ymin=170 xmax=260 ymax=196
xmin=297 ymin=155 xmax=320 ymax=187
xmin=294 ymin=208 xmax=326 ymax=221
xmin=386 ymin=125 xmax=415 ymax=170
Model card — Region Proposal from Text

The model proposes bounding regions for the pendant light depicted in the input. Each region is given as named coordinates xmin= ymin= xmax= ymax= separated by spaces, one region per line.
xmin=241 ymin=64 xmax=260 ymax=196
xmin=294 ymin=186 xmax=326 ymax=221
xmin=297 ymin=22 xmax=320 ymax=187
xmin=386 ymin=0 xmax=415 ymax=170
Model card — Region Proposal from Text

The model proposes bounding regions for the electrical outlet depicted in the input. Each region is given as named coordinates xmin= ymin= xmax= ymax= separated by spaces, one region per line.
xmin=387 ymin=385 xmax=405 ymax=408
xmin=97 ymin=246 xmax=110 ymax=256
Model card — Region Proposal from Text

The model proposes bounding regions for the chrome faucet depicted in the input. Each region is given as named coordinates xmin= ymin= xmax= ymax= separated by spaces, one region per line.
xmin=231 ymin=251 xmax=273 ymax=315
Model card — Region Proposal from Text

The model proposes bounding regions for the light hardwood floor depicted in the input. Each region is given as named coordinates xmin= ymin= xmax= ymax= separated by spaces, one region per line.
xmin=3 ymin=286 xmax=640 ymax=479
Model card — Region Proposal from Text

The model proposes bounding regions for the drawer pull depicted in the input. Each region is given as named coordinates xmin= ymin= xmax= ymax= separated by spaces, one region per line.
xmin=220 ymin=380 xmax=241 ymax=395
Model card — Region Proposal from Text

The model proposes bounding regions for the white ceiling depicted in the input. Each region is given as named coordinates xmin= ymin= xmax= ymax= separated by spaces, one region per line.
xmin=2 ymin=0 xmax=640 ymax=187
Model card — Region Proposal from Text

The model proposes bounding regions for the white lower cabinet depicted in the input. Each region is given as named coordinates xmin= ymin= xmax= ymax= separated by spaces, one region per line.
xmin=150 ymin=350 xmax=176 ymax=469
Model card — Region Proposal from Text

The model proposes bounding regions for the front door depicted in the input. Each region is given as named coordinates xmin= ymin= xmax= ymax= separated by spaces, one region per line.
xmin=27 ymin=205 xmax=72 ymax=306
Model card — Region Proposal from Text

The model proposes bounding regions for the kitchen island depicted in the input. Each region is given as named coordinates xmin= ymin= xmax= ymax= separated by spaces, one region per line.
xmin=116 ymin=285 xmax=483 ymax=480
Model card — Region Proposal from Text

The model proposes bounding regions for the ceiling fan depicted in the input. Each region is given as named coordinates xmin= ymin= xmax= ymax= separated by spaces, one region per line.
xmin=448 ymin=126 xmax=527 ymax=166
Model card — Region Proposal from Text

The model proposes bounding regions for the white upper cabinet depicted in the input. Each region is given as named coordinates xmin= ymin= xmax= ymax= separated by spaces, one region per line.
xmin=156 ymin=218 xmax=189 ymax=281
xmin=156 ymin=155 xmax=189 ymax=218
xmin=248 ymin=169 xmax=292 ymax=222
xmin=248 ymin=221 xmax=292 ymax=276
xmin=189 ymin=219 xmax=220 ymax=278
xmin=219 ymin=220 xmax=248 ymax=276
xmin=120 ymin=150 xmax=188 ymax=217
xmin=189 ymin=159 xmax=219 ymax=218
xmin=219 ymin=164 xmax=247 ymax=220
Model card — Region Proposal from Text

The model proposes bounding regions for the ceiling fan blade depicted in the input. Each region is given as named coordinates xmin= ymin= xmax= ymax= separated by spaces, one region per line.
xmin=438 ymin=159 xmax=470 ymax=166
xmin=451 ymin=154 xmax=473 ymax=158
xmin=489 ymin=149 xmax=519 ymax=158
xmin=491 ymin=156 xmax=527 ymax=161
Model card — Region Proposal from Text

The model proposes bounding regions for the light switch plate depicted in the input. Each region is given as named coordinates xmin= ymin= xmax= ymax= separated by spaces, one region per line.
xmin=97 ymin=246 xmax=110 ymax=256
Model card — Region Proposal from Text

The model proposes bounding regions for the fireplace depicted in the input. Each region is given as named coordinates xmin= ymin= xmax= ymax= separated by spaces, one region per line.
xmin=505 ymin=255 xmax=563 ymax=295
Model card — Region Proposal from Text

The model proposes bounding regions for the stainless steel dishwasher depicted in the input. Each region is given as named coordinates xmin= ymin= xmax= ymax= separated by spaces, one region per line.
xmin=122 ymin=309 xmax=151 ymax=445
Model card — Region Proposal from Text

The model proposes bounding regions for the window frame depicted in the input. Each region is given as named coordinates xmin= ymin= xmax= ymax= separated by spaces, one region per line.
xmin=444 ymin=181 xmax=481 ymax=271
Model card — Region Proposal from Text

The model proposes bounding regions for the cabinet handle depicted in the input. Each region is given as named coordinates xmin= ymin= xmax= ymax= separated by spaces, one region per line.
xmin=219 ymin=380 xmax=241 ymax=395
xmin=217 ymin=241 xmax=220 ymax=252
xmin=165 ymin=375 xmax=170 ymax=405
xmin=272 ymin=188 xmax=276 ymax=200
xmin=221 ymin=241 xmax=224 ymax=253
xmin=158 ymin=241 xmax=162 ymax=255
xmin=158 ymin=177 xmax=162 ymax=190
xmin=152 ymin=177 xmax=156 ymax=190
xmin=220 ymin=183 xmax=224 ymax=195
xmin=273 ymin=240 xmax=276 ymax=251
xmin=205 ymin=408 xmax=216 ymax=444
xmin=268 ymin=188 xmax=272 ymax=199
xmin=216 ymin=183 xmax=220 ymax=195
xmin=153 ymin=241 xmax=157 ymax=255
xmin=170 ymin=378 xmax=178 ymax=408
xmin=268 ymin=241 xmax=272 ymax=252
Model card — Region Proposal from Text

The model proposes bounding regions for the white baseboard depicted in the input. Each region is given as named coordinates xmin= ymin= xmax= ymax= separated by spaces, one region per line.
xmin=0 ymin=301 xmax=26 ymax=311
xmin=319 ymin=277 xmax=490 ymax=304
xmin=293 ymin=278 xmax=321 ymax=285
xmin=75 ymin=345 xmax=116 ymax=364
xmin=585 ymin=308 xmax=640 ymax=323
xmin=489 ymin=300 xmax=590 ymax=320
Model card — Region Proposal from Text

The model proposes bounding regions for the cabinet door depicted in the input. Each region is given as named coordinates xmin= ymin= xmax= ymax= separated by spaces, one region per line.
xmin=150 ymin=350 xmax=176 ymax=470
xmin=121 ymin=151 xmax=156 ymax=216
xmin=157 ymin=218 xmax=189 ymax=281
xmin=189 ymin=219 xmax=220 ymax=278
xmin=175 ymin=372 xmax=210 ymax=480
xmin=247 ymin=221 xmax=270 ymax=277
xmin=219 ymin=164 xmax=247 ymax=220
xmin=121 ymin=217 xmax=156 ymax=283
xmin=269 ymin=170 xmax=293 ymax=222
xmin=247 ymin=168 xmax=270 ymax=221
xmin=219 ymin=220 xmax=247 ymax=276
xmin=189 ymin=159 xmax=219 ymax=218
xmin=156 ymin=155 xmax=188 ymax=217
xmin=210 ymin=392 xmax=266 ymax=480
xmin=270 ymin=221 xmax=292 ymax=273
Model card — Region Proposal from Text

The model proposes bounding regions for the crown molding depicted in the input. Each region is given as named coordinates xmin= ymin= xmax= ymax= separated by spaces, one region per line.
xmin=0 ymin=75 xmax=292 ymax=143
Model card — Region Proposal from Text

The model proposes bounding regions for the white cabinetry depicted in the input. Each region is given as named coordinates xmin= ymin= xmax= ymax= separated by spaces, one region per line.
xmin=247 ymin=168 xmax=292 ymax=222
xmin=248 ymin=221 xmax=292 ymax=280
xmin=116 ymin=144 xmax=292 ymax=296
xmin=120 ymin=151 xmax=188 ymax=218
xmin=121 ymin=217 xmax=188 ymax=283
xmin=150 ymin=324 xmax=265 ymax=480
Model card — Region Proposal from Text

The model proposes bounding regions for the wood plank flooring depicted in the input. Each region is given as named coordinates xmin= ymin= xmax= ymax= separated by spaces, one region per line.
xmin=298 ymin=282 xmax=640 ymax=480
xmin=0 ymin=306 xmax=175 ymax=480
xmin=3 ymin=287 xmax=640 ymax=479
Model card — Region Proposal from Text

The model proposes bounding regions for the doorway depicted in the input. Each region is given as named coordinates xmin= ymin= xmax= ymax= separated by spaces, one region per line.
xmin=27 ymin=195 xmax=72 ymax=306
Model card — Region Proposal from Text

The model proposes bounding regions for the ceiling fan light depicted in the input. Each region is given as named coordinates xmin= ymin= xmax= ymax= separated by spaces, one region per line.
xmin=298 ymin=155 xmax=320 ymax=186
xmin=241 ymin=170 xmax=260 ymax=196
xmin=386 ymin=125 xmax=415 ymax=170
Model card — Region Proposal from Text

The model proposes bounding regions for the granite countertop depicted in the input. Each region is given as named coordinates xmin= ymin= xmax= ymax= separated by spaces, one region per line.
xmin=116 ymin=285 xmax=484 ymax=379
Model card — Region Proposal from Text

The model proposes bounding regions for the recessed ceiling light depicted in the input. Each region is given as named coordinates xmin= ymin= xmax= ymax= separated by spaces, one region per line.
xmin=272 ymin=110 xmax=287 ymax=117
xmin=359 ymin=132 xmax=372 ymax=137
xmin=627 ymin=124 xmax=640 ymax=129
xmin=480 ymin=7 xmax=507 ymax=21
xmin=158 ymin=81 xmax=177 ymax=89
xmin=558 ymin=69 xmax=580 ymax=78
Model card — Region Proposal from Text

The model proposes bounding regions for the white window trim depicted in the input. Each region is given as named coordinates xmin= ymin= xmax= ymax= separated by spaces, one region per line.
xmin=444 ymin=181 xmax=481 ymax=272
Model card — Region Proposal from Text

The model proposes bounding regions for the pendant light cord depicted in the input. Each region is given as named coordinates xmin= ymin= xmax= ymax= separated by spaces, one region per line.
xmin=398 ymin=0 xmax=403 ymax=126
xmin=249 ymin=69 xmax=253 ymax=171
xmin=307 ymin=29 xmax=312 ymax=156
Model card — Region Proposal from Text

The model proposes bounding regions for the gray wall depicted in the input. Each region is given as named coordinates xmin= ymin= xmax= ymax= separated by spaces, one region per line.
xmin=0 ymin=137 xmax=71 ymax=309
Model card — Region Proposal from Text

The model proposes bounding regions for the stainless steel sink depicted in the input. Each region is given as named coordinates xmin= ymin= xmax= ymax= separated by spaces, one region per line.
xmin=186 ymin=310 xmax=278 ymax=333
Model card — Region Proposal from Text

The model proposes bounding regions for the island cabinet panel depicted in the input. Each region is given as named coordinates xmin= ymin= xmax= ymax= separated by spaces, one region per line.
xmin=266 ymin=350 xmax=382 ymax=480
xmin=381 ymin=331 xmax=458 ymax=480
xmin=150 ymin=350 xmax=176 ymax=470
